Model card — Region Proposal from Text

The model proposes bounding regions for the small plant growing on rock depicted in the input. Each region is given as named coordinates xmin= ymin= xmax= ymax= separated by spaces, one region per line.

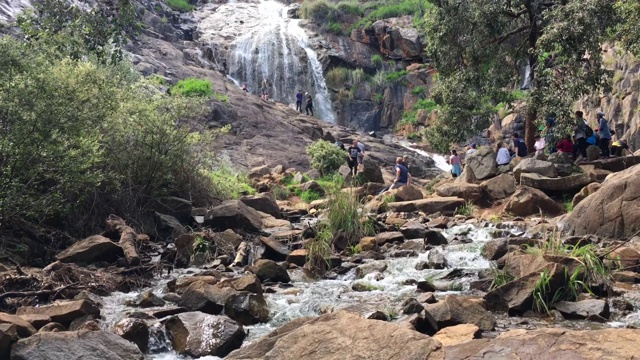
xmin=167 ymin=0 xmax=194 ymax=12
xmin=489 ymin=263 xmax=514 ymax=289
xmin=172 ymin=78 xmax=213 ymax=97
xmin=454 ymin=201 xmax=477 ymax=217
xmin=371 ymin=54 xmax=383 ymax=67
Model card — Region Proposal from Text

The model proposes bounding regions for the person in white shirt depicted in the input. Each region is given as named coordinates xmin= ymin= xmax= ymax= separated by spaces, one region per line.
xmin=465 ymin=143 xmax=477 ymax=156
xmin=496 ymin=142 xmax=511 ymax=166
xmin=534 ymin=134 xmax=546 ymax=156
xmin=356 ymin=140 xmax=366 ymax=164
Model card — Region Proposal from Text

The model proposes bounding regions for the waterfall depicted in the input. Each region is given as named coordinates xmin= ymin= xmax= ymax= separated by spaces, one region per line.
xmin=197 ymin=0 xmax=336 ymax=122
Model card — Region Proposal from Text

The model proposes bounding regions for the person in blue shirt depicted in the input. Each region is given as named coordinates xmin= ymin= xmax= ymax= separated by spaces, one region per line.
xmin=380 ymin=157 xmax=412 ymax=194
xmin=596 ymin=111 xmax=611 ymax=157
xmin=295 ymin=90 xmax=303 ymax=112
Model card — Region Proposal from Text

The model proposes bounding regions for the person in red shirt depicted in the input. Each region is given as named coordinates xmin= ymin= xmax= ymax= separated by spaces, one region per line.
xmin=556 ymin=134 xmax=574 ymax=154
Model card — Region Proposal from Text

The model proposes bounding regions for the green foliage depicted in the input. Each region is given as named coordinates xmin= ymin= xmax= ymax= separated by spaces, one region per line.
xmin=350 ymin=0 xmax=432 ymax=32
xmin=193 ymin=235 xmax=210 ymax=254
xmin=207 ymin=164 xmax=256 ymax=200
xmin=489 ymin=263 xmax=514 ymax=289
xmin=294 ymin=188 xmax=323 ymax=203
xmin=0 ymin=34 xmax=229 ymax=235
xmin=300 ymin=0 xmax=339 ymax=23
xmin=213 ymin=92 xmax=229 ymax=103
xmin=326 ymin=22 xmax=344 ymax=35
xmin=17 ymin=0 xmax=138 ymax=65
xmin=371 ymin=71 xmax=389 ymax=88
xmin=406 ymin=132 xmax=422 ymax=141
xmin=423 ymin=0 xmax=614 ymax=152
xmin=346 ymin=244 xmax=361 ymax=255
xmin=272 ymin=185 xmax=291 ymax=201
xmin=326 ymin=67 xmax=350 ymax=88
xmin=317 ymin=173 xmax=344 ymax=193
xmin=336 ymin=1 xmax=364 ymax=16
xmin=371 ymin=54 xmax=384 ymax=67
xmin=615 ymin=0 xmax=640 ymax=55
xmin=454 ymin=201 xmax=477 ymax=217
xmin=167 ymin=0 xmax=194 ymax=13
xmin=372 ymin=93 xmax=384 ymax=105
xmin=411 ymin=86 xmax=426 ymax=96
xmin=385 ymin=70 xmax=408 ymax=83
xmin=172 ymin=78 xmax=214 ymax=98
xmin=424 ymin=178 xmax=439 ymax=195
xmin=564 ymin=196 xmax=574 ymax=213
xmin=307 ymin=140 xmax=347 ymax=176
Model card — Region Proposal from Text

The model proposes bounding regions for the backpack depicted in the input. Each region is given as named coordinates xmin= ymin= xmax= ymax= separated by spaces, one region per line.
xmin=584 ymin=124 xmax=594 ymax=138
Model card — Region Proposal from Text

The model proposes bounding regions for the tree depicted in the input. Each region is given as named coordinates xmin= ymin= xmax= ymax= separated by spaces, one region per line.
xmin=423 ymin=0 xmax=614 ymax=152
xmin=307 ymin=140 xmax=347 ymax=175
xmin=615 ymin=0 xmax=640 ymax=55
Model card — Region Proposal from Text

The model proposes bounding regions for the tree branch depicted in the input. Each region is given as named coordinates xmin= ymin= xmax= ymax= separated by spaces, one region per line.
xmin=495 ymin=25 xmax=529 ymax=44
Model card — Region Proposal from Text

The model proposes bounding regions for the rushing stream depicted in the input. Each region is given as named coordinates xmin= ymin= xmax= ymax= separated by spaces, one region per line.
xmin=100 ymin=224 xmax=518 ymax=359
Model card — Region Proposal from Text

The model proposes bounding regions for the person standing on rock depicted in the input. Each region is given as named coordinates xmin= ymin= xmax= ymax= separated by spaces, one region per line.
xmin=357 ymin=140 xmax=366 ymax=166
xmin=295 ymin=90 xmax=303 ymax=112
xmin=596 ymin=111 xmax=612 ymax=158
xmin=305 ymin=93 xmax=314 ymax=116
xmin=347 ymin=140 xmax=361 ymax=177
xmin=449 ymin=150 xmax=462 ymax=178
xmin=534 ymin=134 xmax=546 ymax=156
xmin=512 ymin=133 xmax=528 ymax=157
xmin=573 ymin=111 xmax=589 ymax=161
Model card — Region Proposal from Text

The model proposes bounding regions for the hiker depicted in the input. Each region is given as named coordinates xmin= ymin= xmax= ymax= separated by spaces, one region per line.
xmin=346 ymin=140 xmax=361 ymax=177
xmin=496 ymin=142 xmax=511 ymax=166
xmin=534 ymin=134 xmax=546 ymax=156
xmin=611 ymin=139 xmax=632 ymax=157
xmin=466 ymin=143 xmax=477 ymax=156
xmin=390 ymin=157 xmax=412 ymax=189
xmin=261 ymin=79 xmax=268 ymax=99
xmin=573 ymin=111 xmax=589 ymax=161
xmin=356 ymin=140 xmax=366 ymax=165
xmin=449 ymin=150 xmax=462 ymax=178
xmin=597 ymin=111 xmax=612 ymax=158
xmin=242 ymin=84 xmax=248 ymax=92
xmin=295 ymin=90 xmax=303 ymax=112
xmin=512 ymin=133 xmax=528 ymax=157
xmin=222 ymin=59 xmax=228 ymax=75
xmin=305 ymin=93 xmax=314 ymax=116
xmin=556 ymin=134 xmax=574 ymax=155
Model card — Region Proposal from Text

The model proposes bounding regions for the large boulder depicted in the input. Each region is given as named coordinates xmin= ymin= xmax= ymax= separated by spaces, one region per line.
xmin=519 ymin=173 xmax=591 ymax=193
xmin=204 ymin=200 xmax=263 ymax=232
xmin=435 ymin=183 xmax=483 ymax=203
xmin=425 ymin=295 xmax=495 ymax=331
xmin=572 ymin=182 xmax=601 ymax=208
xmin=553 ymin=299 xmax=610 ymax=321
xmin=240 ymin=193 xmax=281 ymax=219
xmin=513 ymin=159 xmax=558 ymax=182
xmin=586 ymin=145 xmax=601 ymax=161
xmin=224 ymin=292 xmax=270 ymax=325
xmin=0 ymin=324 xmax=17 ymax=359
xmin=55 ymin=235 xmax=123 ymax=264
xmin=466 ymin=147 xmax=497 ymax=180
xmin=399 ymin=221 xmax=428 ymax=239
xmin=16 ymin=300 xmax=100 ymax=327
xmin=10 ymin=330 xmax=144 ymax=360
xmin=387 ymin=197 xmax=465 ymax=215
xmin=504 ymin=186 xmax=563 ymax=217
xmin=178 ymin=281 xmax=231 ymax=314
xmin=357 ymin=160 xmax=384 ymax=184
xmin=259 ymin=237 xmax=291 ymax=261
xmin=433 ymin=324 xmax=480 ymax=347
xmin=480 ymin=174 xmax=517 ymax=201
xmin=164 ymin=312 xmax=245 ymax=358
xmin=445 ymin=328 xmax=640 ymax=360
xmin=0 ymin=313 xmax=35 ymax=337
xmin=226 ymin=311 xmax=443 ymax=360
xmin=112 ymin=318 xmax=149 ymax=353
xmin=392 ymin=185 xmax=424 ymax=202
xmin=249 ymin=259 xmax=291 ymax=283
xmin=374 ymin=231 xmax=405 ymax=246
xmin=563 ymin=165 xmax=640 ymax=238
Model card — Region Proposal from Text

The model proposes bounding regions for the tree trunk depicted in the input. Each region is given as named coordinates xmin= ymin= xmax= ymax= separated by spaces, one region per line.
xmin=105 ymin=214 xmax=140 ymax=266
xmin=525 ymin=109 xmax=537 ymax=152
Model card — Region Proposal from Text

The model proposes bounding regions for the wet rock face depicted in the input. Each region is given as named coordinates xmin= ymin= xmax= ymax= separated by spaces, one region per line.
xmin=164 ymin=312 xmax=245 ymax=358
xmin=10 ymin=330 xmax=144 ymax=360
xmin=226 ymin=311 xmax=443 ymax=360
xmin=112 ymin=318 xmax=150 ymax=353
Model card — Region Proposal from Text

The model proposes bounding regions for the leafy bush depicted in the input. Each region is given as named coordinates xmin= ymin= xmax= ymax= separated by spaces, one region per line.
xmin=411 ymin=85 xmax=426 ymax=96
xmin=307 ymin=140 xmax=347 ymax=176
xmin=300 ymin=0 xmax=338 ymax=23
xmin=207 ymin=164 xmax=256 ymax=200
xmin=454 ymin=201 xmax=477 ymax=216
xmin=326 ymin=67 xmax=350 ymax=88
xmin=350 ymin=0 xmax=433 ymax=31
xmin=371 ymin=54 xmax=384 ymax=66
xmin=336 ymin=0 xmax=364 ymax=16
xmin=385 ymin=70 xmax=408 ymax=82
xmin=167 ymin=0 xmax=194 ymax=13
xmin=172 ymin=78 xmax=213 ymax=97
xmin=326 ymin=22 xmax=344 ymax=35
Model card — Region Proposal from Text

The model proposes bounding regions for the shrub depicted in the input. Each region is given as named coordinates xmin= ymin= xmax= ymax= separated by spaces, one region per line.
xmin=272 ymin=185 xmax=291 ymax=201
xmin=454 ymin=201 xmax=477 ymax=217
xmin=172 ymin=78 xmax=213 ymax=97
xmin=411 ymin=85 xmax=426 ymax=96
xmin=371 ymin=71 xmax=389 ymax=88
xmin=306 ymin=140 xmax=347 ymax=176
xmin=167 ymin=0 xmax=194 ymax=13
xmin=350 ymin=0 xmax=433 ymax=32
xmin=300 ymin=189 xmax=323 ymax=203
xmin=350 ymin=68 xmax=366 ymax=86
xmin=371 ymin=54 xmax=384 ymax=66
xmin=326 ymin=22 xmax=344 ymax=35
xmin=385 ymin=70 xmax=408 ymax=83
xmin=300 ymin=0 xmax=338 ymax=23
xmin=207 ymin=164 xmax=256 ymax=200
xmin=372 ymin=93 xmax=384 ymax=104
xmin=326 ymin=67 xmax=350 ymax=88
xmin=336 ymin=0 xmax=363 ymax=16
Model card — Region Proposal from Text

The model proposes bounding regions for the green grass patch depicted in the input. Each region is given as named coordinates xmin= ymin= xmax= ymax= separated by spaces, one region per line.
xmin=172 ymin=78 xmax=213 ymax=97
xmin=411 ymin=85 xmax=426 ymax=96
xmin=167 ymin=0 xmax=194 ymax=13
xmin=564 ymin=196 xmax=574 ymax=213
xmin=295 ymin=188 xmax=323 ymax=203
xmin=349 ymin=0 xmax=433 ymax=32
xmin=208 ymin=165 xmax=256 ymax=199
xmin=371 ymin=54 xmax=383 ymax=67
xmin=454 ymin=201 xmax=477 ymax=217
xmin=326 ymin=21 xmax=344 ymax=35
xmin=213 ymin=92 xmax=228 ymax=103
xmin=385 ymin=70 xmax=408 ymax=82
xmin=336 ymin=0 xmax=364 ymax=16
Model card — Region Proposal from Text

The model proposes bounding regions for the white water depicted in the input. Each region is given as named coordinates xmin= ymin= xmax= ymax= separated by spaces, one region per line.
xmin=397 ymin=139 xmax=452 ymax=172
xmin=198 ymin=0 xmax=336 ymax=122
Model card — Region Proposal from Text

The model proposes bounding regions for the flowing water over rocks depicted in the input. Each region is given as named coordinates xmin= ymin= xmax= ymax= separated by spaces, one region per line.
xmin=196 ymin=0 xmax=335 ymax=122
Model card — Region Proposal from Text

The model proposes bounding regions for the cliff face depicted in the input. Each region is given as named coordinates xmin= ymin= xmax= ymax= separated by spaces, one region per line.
xmin=577 ymin=45 xmax=640 ymax=149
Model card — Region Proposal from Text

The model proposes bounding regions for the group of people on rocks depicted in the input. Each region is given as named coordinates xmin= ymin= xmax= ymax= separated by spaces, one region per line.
xmin=240 ymin=82 xmax=315 ymax=117
xmin=447 ymin=110 xmax=634 ymax=177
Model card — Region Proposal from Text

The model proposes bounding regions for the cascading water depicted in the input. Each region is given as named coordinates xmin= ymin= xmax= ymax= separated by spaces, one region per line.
xmin=197 ymin=0 xmax=336 ymax=122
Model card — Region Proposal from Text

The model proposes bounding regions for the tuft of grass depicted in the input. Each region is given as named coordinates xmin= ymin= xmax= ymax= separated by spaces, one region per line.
xmin=563 ymin=196 xmax=574 ymax=213
xmin=300 ymin=0 xmax=339 ymax=23
xmin=385 ymin=70 xmax=408 ymax=83
xmin=207 ymin=164 xmax=256 ymax=200
xmin=172 ymin=78 xmax=213 ymax=97
xmin=317 ymin=173 xmax=344 ymax=193
xmin=193 ymin=235 xmax=209 ymax=254
xmin=336 ymin=0 xmax=363 ymax=16
xmin=349 ymin=0 xmax=433 ymax=32
xmin=346 ymin=244 xmax=361 ymax=255
xmin=167 ymin=0 xmax=194 ymax=13
xmin=272 ymin=185 xmax=290 ymax=201
xmin=296 ymin=188 xmax=323 ymax=203
xmin=371 ymin=71 xmax=389 ymax=88
xmin=411 ymin=85 xmax=426 ymax=96
xmin=213 ymin=92 xmax=228 ymax=103
xmin=306 ymin=226 xmax=334 ymax=275
xmin=489 ymin=263 xmax=514 ymax=289
xmin=371 ymin=54 xmax=384 ymax=67
xmin=454 ymin=201 xmax=477 ymax=217
xmin=326 ymin=21 xmax=344 ymax=35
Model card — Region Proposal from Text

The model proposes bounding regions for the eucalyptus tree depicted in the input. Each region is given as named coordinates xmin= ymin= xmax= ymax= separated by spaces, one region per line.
xmin=423 ymin=0 xmax=615 ymax=152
